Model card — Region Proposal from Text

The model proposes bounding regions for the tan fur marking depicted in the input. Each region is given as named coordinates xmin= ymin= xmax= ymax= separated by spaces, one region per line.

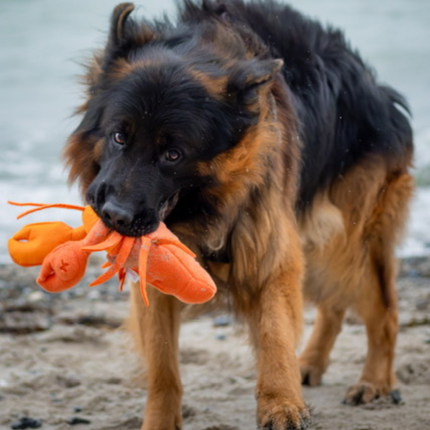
xmin=63 ymin=133 xmax=100 ymax=194
xmin=299 ymin=192 xmax=345 ymax=252
xmin=107 ymin=58 xmax=135 ymax=80
xmin=188 ymin=69 xmax=228 ymax=99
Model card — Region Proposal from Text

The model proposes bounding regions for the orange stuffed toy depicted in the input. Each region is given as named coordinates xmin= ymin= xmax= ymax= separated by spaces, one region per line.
xmin=8 ymin=202 xmax=217 ymax=306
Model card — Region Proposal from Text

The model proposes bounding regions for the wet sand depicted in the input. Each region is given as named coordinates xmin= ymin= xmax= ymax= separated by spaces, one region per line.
xmin=0 ymin=258 xmax=429 ymax=430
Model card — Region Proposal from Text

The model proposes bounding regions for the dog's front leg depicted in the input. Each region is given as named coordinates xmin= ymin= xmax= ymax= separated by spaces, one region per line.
xmin=247 ymin=263 xmax=310 ymax=430
xmin=129 ymin=284 xmax=183 ymax=430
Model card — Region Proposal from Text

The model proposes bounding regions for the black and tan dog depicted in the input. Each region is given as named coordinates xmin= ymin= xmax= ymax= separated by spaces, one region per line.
xmin=65 ymin=1 xmax=414 ymax=428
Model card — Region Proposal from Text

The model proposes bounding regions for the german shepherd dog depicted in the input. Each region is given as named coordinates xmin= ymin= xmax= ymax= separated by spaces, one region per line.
xmin=65 ymin=1 xmax=414 ymax=428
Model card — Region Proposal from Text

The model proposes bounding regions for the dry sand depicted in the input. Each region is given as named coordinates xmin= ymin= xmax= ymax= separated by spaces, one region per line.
xmin=0 ymin=258 xmax=429 ymax=430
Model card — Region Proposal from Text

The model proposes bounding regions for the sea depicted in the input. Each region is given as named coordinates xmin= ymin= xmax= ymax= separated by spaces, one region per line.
xmin=1 ymin=0 xmax=429 ymax=262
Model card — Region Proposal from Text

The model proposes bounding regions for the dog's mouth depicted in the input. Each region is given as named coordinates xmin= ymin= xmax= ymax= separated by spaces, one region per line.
xmin=158 ymin=192 xmax=180 ymax=221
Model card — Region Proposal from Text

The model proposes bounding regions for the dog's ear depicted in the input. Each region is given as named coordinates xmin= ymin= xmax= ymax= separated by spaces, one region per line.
xmin=228 ymin=58 xmax=284 ymax=105
xmin=108 ymin=3 xmax=135 ymax=48
xmin=106 ymin=3 xmax=154 ymax=57
xmin=244 ymin=59 xmax=284 ymax=88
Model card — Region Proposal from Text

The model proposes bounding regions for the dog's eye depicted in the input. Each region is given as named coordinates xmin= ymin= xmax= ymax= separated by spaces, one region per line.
xmin=113 ymin=132 xmax=126 ymax=145
xmin=164 ymin=149 xmax=181 ymax=162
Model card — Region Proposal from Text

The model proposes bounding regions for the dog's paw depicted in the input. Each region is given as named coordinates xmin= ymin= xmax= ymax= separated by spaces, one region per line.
xmin=257 ymin=398 xmax=311 ymax=430
xmin=141 ymin=411 xmax=182 ymax=430
xmin=141 ymin=422 xmax=181 ymax=430
xmin=343 ymin=382 xmax=378 ymax=405
xmin=343 ymin=381 xmax=400 ymax=406
xmin=299 ymin=362 xmax=324 ymax=387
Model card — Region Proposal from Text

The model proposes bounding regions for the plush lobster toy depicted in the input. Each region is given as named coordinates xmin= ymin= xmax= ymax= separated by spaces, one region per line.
xmin=7 ymin=202 xmax=217 ymax=306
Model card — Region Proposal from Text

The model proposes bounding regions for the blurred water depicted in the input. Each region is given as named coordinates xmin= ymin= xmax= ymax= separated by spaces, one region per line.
xmin=1 ymin=0 xmax=429 ymax=261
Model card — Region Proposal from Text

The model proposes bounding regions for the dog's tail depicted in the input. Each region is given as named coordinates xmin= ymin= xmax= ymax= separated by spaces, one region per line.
xmin=381 ymin=85 xmax=414 ymax=164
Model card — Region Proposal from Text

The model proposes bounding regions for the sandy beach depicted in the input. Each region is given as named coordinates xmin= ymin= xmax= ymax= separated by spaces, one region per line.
xmin=0 ymin=257 xmax=429 ymax=430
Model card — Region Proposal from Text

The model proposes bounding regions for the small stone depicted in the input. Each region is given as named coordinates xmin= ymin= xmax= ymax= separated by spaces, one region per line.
xmin=66 ymin=417 xmax=91 ymax=425
xmin=182 ymin=404 xmax=197 ymax=419
xmin=28 ymin=291 xmax=44 ymax=302
xmin=57 ymin=374 xmax=81 ymax=388
xmin=215 ymin=333 xmax=226 ymax=341
xmin=11 ymin=417 xmax=42 ymax=429
xmin=106 ymin=377 xmax=122 ymax=384
xmin=213 ymin=315 xmax=232 ymax=327
xmin=390 ymin=389 xmax=403 ymax=404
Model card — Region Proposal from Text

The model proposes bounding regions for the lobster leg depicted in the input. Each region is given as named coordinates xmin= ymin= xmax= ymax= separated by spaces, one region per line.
xmin=154 ymin=238 xmax=196 ymax=258
xmin=118 ymin=268 xmax=127 ymax=292
xmin=89 ymin=237 xmax=135 ymax=286
xmin=82 ymin=230 xmax=123 ymax=252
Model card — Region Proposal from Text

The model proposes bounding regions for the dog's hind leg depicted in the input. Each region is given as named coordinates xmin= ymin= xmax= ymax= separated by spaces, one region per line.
xmin=299 ymin=305 xmax=346 ymax=386
xmin=128 ymin=283 xmax=183 ymax=430
xmin=343 ymin=264 xmax=399 ymax=405
xmin=343 ymin=173 xmax=413 ymax=405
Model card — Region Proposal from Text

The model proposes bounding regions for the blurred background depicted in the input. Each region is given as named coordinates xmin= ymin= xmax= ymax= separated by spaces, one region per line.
xmin=1 ymin=0 xmax=429 ymax=261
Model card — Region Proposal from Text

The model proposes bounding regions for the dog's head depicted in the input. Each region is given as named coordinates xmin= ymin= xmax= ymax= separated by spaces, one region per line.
xmin=65 ymin=3 xmax=283 ymax=236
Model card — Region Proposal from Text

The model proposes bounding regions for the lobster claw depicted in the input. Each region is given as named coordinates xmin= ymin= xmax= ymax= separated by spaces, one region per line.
xmin=8 ymin=222 xmax=86 ymax=267
xmin=37 ymin=241 xmax=89 ymax=293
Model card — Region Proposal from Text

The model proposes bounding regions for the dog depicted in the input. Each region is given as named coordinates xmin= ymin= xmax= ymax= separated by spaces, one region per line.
xmin=64 ymin=1 xmax=414 ymax=428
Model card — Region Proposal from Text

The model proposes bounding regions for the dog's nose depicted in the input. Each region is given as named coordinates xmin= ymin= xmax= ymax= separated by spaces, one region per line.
xmin=101 ymin=200 xmax=133 ymax=230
